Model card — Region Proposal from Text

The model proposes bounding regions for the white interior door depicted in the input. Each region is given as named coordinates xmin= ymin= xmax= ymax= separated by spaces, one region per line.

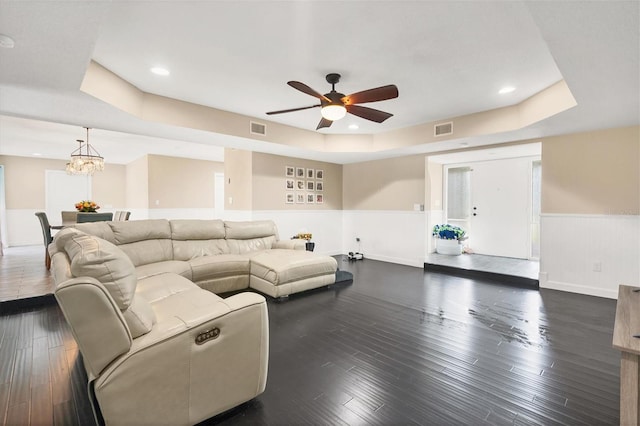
xmin=45 ymin=171 xmax=91 ymax=226
xmin=469 ymin=159 xmax=530 ymax=258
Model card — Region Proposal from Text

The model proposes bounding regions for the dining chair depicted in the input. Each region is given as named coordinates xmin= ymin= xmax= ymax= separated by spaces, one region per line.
xmin=35 ymin=212 xmax=62 ymax=269
xmin=76 ymin=212 xmax=113 ymax=223
xmin=61 ymin=211 xmax=78 ymax=226
xmin=114 ymin=211 xmax=131 ymax=221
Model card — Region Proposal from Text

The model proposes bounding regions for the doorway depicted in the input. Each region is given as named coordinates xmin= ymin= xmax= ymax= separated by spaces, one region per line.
xmin=444 ymin=156 xmax=540 ymax=259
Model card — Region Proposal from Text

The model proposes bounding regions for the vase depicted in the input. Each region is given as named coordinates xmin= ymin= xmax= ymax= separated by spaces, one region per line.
xmin=436 ymin=239 xmax=462 ymax=255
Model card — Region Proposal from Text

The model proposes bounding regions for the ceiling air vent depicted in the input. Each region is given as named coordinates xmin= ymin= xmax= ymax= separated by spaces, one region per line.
xmin=250 ymin=121 xmax=266 ymax=136
xmin=434 ymin=121 xmax=453 ymax=137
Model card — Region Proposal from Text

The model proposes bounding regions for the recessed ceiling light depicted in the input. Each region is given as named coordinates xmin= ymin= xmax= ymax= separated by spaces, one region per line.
xmin=0 ymin=34 xmax=15 ymax=49
xmin=499 ymin=86 xmax=515 ymax=94
xmin=150 ymin=67 xmax=170 ymax=76
xmin=348 ymin=124 xmax=359 ymax=130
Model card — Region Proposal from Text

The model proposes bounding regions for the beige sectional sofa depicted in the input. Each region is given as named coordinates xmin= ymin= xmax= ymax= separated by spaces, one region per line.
xmin=72 ymin=219 xmax=338 ymax=298
xmin=48 ymin=219 xmax=338 ymax=425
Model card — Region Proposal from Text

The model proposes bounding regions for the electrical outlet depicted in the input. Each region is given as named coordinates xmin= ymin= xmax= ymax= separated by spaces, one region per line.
xmin=593 ymin=262 xmax=602 ymax=272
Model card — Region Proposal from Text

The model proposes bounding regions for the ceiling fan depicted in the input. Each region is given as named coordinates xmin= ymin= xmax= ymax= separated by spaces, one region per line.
xmin=266 ymin=73 xmax=399 ymax=130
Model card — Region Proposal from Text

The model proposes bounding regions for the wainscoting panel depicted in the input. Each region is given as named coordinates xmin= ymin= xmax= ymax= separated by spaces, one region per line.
xmin=5 ymin=209 xmax=43 ymax=246
xmin=342 ymin=210 xmax=426 ymax=267
xmin=425 ymin=209 xmax=444 ymax=256
xmin=252 ymin=210 xmax=343 ymax=256
xmin=540 ymin=214 xmax=640 ymax=299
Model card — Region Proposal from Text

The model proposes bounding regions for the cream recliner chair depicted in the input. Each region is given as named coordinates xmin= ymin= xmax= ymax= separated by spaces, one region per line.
xmin=50 ymin=228 xmax=269 ymax=425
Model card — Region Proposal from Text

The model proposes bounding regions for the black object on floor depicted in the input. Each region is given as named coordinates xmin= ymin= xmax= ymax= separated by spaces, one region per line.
xmin=335 ymin=269 xmax=353 ymax=283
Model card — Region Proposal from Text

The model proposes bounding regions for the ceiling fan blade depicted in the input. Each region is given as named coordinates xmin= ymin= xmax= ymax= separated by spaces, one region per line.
xmin=316 ymin=118 xmax=333 ymax=130
xmin=266 ymin=104 xmax=320 ymax=115
xmin=342 ymin=85 xmax=398 ymax=105
xmin=346 ymin=105 xmax=393 ymax=123
xmin=288 ymin=81 xmax=331 ymax=102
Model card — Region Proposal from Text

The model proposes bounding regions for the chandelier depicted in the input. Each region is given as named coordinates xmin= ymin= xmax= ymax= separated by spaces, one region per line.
xmin=65 ymin=127 xmax=104 ymax=175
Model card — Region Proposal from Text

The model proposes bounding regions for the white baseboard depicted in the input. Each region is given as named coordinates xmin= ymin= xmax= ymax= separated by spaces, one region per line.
xmin=541 ymin=279 xmax=619 ymax=299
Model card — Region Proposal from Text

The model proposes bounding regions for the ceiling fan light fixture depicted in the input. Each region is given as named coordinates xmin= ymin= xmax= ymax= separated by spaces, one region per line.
xmin=321 ymin=104 xmax=346 ymax=121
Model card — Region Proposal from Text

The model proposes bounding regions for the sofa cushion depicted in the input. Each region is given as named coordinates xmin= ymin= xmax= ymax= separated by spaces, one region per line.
xmin=135 ymin=260 xmax=192 ymax=280
xmin=135 ymin=273 xmax=226 ymax=324
xmin=224 ymin=220 xmax=278 ymax=239
xmin=65 ymin=233 xmax=137 ymax=310
xmin=170 ymin=220 xmax=230 ymax=260
xmin=226 ymin=237 xmax=277 ymax=254
xmin=170 ymin=219 xmax=226 ymax=240
xmin=74 ymin=222 xmax=116 ymax=243
xmin=109 ymin=219 xmax=172 ymax=244
xmin=189 ymin=254 xmax=250 ymax=282
xmin=172 ymin=240 xmax=230 ymax=261
xmin=63 ymin=232 xmax=156 ymax=338
xmin=250 ymin=249 xmax=337 ymax=286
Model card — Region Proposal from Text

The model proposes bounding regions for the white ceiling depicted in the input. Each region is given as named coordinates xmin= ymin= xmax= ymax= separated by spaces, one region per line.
xmin=0 ymin=1 xmax=638 ymax=165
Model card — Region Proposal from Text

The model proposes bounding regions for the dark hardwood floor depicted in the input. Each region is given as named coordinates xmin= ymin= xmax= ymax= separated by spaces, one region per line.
xmin=1 ymin=255 xmax=620 ymax=425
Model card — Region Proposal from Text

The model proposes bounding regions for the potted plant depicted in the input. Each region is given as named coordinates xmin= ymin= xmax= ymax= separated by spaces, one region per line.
xmin=432 ymin=224 xmax=467 ymax=255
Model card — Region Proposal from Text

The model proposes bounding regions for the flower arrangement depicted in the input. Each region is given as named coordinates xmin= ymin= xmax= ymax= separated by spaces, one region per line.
xmin=294 ymin=233 xmax=313 ymax=241
xmin=75 ymin=200 xmax=100 ymax=212
xmin=432 ymin=224 xmax=467 ymax=241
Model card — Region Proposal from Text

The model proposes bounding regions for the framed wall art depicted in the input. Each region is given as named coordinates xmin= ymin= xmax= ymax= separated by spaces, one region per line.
xmin=285 ymin=166 xmax=295 ymax=177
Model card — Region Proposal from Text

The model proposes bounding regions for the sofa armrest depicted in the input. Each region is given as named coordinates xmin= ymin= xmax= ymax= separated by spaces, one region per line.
xmin=55 ymin=277 xmax=133 ymax=378
xmin=93 ymin=292 xmax=269 ymax=425
xmin=273 ymin=239 xmax=306 ymax=250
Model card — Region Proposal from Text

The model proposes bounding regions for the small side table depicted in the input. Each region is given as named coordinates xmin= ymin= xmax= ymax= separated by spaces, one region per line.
xmin=305 ymin=241 xmax=315 ymax=252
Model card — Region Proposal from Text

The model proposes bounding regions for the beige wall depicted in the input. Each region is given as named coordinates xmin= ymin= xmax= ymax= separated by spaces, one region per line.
xmin=91 ymin=163 xmax=126 ymax=208
xmin=251 ymin=152 xmax=343 ymax=210
xmin=542 ymin=126 xmax=639 ymax=215
xmin=125 ymin=156 xmax=149 ymax=209
xmin=0 ymin=156 xmax=66 ymax=208
xmin=224 ymin=148 xmax=252 ymax=210
xmin=343 ymin=155 xmax=425 ymax=210
xmin=0 ymin=155 xmax=125 ymax=209
xmin=147 ymin=154 xmax=223 ymax=209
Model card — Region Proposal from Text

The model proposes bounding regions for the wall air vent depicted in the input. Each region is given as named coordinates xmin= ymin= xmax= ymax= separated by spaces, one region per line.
xmin=250 ymin=121 xmax=267 ymax=136
xmin=434 ymin=121 xmax=453 ymax=137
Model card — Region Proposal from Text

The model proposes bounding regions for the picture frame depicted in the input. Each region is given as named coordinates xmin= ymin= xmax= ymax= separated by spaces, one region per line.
xmin=297 ymin=180 xmax=305 ymax=190
xmin=296 ymin=193 xmax=305 ymax=204
xmin=306 ymin=168 xmax=315 ymax=179
xmin=316 ymin=169 xmax=324 ymax=180
xmin=306 ymin=180 xmax=315 ymax=191
xmin=286 ymin=179 xmax=294 ymax=190
xmin=307 ymin=193 xmax=315 ymax=204
xmin=286 ymin=192 xmax=294 ymax=204
xmin=285 ymin=166 xmax=295 ymax=177
xmin=296 ymin=167 xmax=305 ymax=178
xmin=316 ymin=181 xmax=323 ymax=191
xmin=316 ymin=194 xmax=324 ymax=204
